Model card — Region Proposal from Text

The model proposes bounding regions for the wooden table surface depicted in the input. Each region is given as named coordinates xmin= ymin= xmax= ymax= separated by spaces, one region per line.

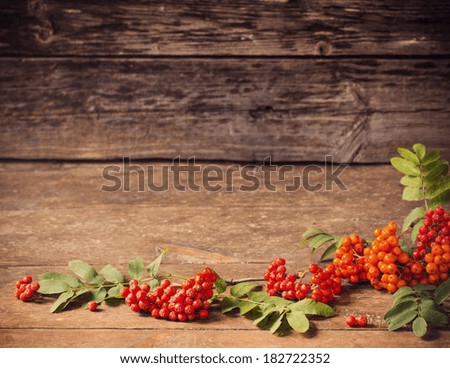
xmin=0 ymin=161 xmax=449 ymax=348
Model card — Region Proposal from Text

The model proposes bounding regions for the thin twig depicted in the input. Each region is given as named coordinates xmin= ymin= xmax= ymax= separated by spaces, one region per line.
xmin=224 ymin=277 xmax=265 ymax=286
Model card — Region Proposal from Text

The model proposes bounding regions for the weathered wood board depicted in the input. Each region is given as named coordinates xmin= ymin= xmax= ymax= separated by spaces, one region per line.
xmin=1 ymin=58 xmax=449 ymax=162
xmin=0 ymin=162 xmax=449 ymax=347
xmin=1 ymin=0 xmax=449 ymax=56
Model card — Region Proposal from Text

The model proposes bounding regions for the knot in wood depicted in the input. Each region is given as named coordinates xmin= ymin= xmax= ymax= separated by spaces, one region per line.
xmin=315 ymin=41 xmax=332 ymax=56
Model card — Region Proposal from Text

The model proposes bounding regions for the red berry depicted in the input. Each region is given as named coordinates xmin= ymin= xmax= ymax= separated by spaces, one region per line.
xmin=30 ymin=283 xmax=40 ymax=292
xmin=87 ymin=301 xmax=97 ymax=311
xmin=356 ymin=315 xmax=368 ymax=327
xmin=346 ymin=315 xmax=357 ymax=327
xmin=199 ymin=309 xmax=209 ymax=320
xmin=160 ymin=279 xmax=171 ymax=289
xmin=22 ymin=276 xmax=32 ymax=284
xmin=120 ymin=286 xmax=130 ymax=297
xmin=151 ymin=308 xmax=160 ymax=319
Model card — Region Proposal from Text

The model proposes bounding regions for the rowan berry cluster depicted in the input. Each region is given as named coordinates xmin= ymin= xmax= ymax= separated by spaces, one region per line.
xmin=120 ymin=267 xmax=216 ymax=321
xmin=264 ymin=258 xmax=342 ymax=304
xmin=14 ymin=276 xmax=40 ymax=302
xmin=333 ymin=234 xmax=368 ymax=284
xmin=346 ymin=315 xmax=368 ymax=327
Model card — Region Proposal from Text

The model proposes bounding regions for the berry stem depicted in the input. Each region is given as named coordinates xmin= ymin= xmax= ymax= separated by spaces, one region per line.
xmin=223 ymin=277 xmax=265 ymax=285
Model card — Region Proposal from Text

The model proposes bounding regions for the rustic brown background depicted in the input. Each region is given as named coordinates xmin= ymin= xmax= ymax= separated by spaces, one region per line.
xmin=0 ymin=0 xmax=449 ymax=163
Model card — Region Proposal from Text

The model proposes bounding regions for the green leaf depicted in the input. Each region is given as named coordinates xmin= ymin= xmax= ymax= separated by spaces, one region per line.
xmin=149 ymin=279 xmax=159 ymax=290
xmin=221 ymin=297 xmax=240 ymax=313
xmin=411 ymin=219 xmax=423 ymax=243
xmin=413 ymin=143 xmax=426 ymax=161
xmin=128 ymin=256 xmax=144 ymax=280
xmin=384 ymin=300 xmax=417 ymax=321
xmin=387 ymin=310 xmax=418 ymax=331
xmin=68 ymin=260 xmax=103 ymax=285
xmin=392 ymin=286 xmax=415 ymax=303
xmin=301 ymin=227 xmax=323 ymax=239
xmin=288 ymin=299 xmax=336 ymax=317
xmin=50 ymin=290 xmax=75 ymax=313
xmin=286 ymin=310 xmax=309 ymax=333
xmin=308 ymin=234 xmax=335 ymax=253
xmin=430 ymin=189 xmax=450 ymax=208
xmin=412 ymin=284 xmax=436 ymax=292
xmin=434 ymin=279 xmax=450 ymax=305
xmin=38 ymin=280 xmax=71 ymax=294
xmin=268 ymin=313 xmax=285 ymax=334
xmin=421 ymin=309 xmax=448 ymax=326
xmin=239 ymin=300 xmax=258 ymax=315
xmin=400 ymin=175 xmax=422 ymax=188
xmin=427 ymin=176 xmax=450 ymax=200
xmin=40 ymin=272 xmax=83 ymax=288
xmin=402 ymin=187 xmax=423 ymax=201
xmin=146 ymin=248 xmax=169 ymax=278
xmin=107 ymin=284 xmax=123 ymax=298
xmin=412 ymin=317 xmax=427 ymax=337
xmin=398 ymin=148 xmax=420 ymax=165
xmin=422 ymin=150 xmax=440 ymax=165
xmin=214 ymin=274 xmax=227 ymax=294
xmin=401 ymin=207 xmax=425 ymax=232
xmin=247 ymin=291 xmax=270 ymax=303
xmin=320 ymin=242 xmax=339 ymax=261
xmin=91 ymin=287 xmax=107 ymax=303
xmin=230 ymin=282 xmax=259 ymax=298
xmin=99 ymin=264 xmax=124 ymax=283
xmin=424 ymin=162 xmax=449 ymax=185
xmin=390 ymin=157 xmax=420 ymax=176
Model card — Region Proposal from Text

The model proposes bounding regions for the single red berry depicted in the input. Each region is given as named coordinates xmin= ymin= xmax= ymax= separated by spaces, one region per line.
xmin=346 ymin=315 xmax=357 ymax=327
xmin=177 ymin=313 xmax=187 ymax=322
xmin=160 ymin=279 xmax=171 ymax=289
xmin=120 ymin=286 xmax=130 ymax=298
xmin=308 ymin=264 xmax=319 ymax=274
xmin=356 ymin=315 xmax=368 ymax=327
xmin=140 ymin=283 xmax=150 ymax=293
xmin=159 ymin=308 xmax=169 ymax=319
xmin=199 ymin=309 xmax=209 ymax=320
xmin=30 ymin=282 xmax=40 ymax=292
xmin=87 ymin=301 xmax=97 ymax=311
xmin=130 ymin=303 xmax=140 ymax=313
xmin=151 ymin=308 xmax=160 ymax=319
xmin=169 ymin=311 xmax=178 ymax=321
xmin=22 ymin=276 xmax=32 ymax=284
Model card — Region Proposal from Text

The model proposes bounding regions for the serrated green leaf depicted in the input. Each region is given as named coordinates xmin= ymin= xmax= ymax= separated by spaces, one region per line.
xmin=40 ymin=272 xmax=84 ymax=288
xmin=221 ymin=297 xmax=240 ymax=313
xmin=430 ymin=189 xmax=450 ymax=208
xmin=91 ymin=287 xmax=107 ymax=303
xmin=254 ymin=310 xmax=275 ymax=327
xmin=269 ymin=312 xmax=285 ymax=334
xmin=288 ymin=299 xmax=336 ymax=317
xmin=384 ymin=300 xmax=417 ymax=321
xmin=239 ymin=300 xmax=258 ymax=315
xmin=398 ymin=148 xmax=420 ymax=165
xmin=421 ymin=309 xmax=448 ymax=326
xmin=400 ymin=175 xmax=423 ymax=188
xmin=50 ymin=290 xmax=75 ymax=313
xmin=38 ymin=280 xmax=71 ymax=294
xmin=387 ymin=310 xmax=418 ymax=331
xmin=265 ymin=296 xmax=294 ymax=308
xmin=230 ymin=282 xmax=259 ymax=298
xmin=419 ymin=298 xmax=439 ymax=313
xmin=434 ymin=279 xmax=450 ymax=305
xmin=146 ymin=248 xmax=168 ymax=278
xmin=128 ymin=256 xmax=144 ymax=280
xmin=214 ymin=274 xmax=227 ymax=294
xmin=68 ymin=260 xmax=103 ymax=285
xmin=247 ymin=291 xmax=270 ymax=303
xmin=395 ymin=295 xmax=418 ymax=304
xmin=320 ymin=242 xmax=339 ymax=261
xmin=392 ymin=286 xmax=415 ymax=302
xmin=427 ymin=176 xmax=450 ymax=200
xmin=412 ymin=316 xmax=427 ymax=337
xmin=412 ymin=284 xmax=436 ymax=292
xmin=301 ymin=227 xmax=324 ymax=239
xmin=99 ymin=264 xmax=124 ymax=283
xmin=391 ymin=157 xmax=420 ymax=176
xmin=286 ymin=310 xmax=309 ymax=333
xmin=411 ymin=219 xmax=423 ymax=243
xmin=424 ymin=162 xmax=449 ymax=185
xmin=309 ymin=234 xmax=335 ymax=253
xmin=413 ymin=143 xmax=426 ymax=161
xmin=422 ymin=150 xmax=441 ymax=165
xmin=402 ymin=187 xmax=423 ymax=201
xmin=401 ymin=207 xmax=425 ymax=232
xmin=107 ymin=284 xmax=123 ymax=298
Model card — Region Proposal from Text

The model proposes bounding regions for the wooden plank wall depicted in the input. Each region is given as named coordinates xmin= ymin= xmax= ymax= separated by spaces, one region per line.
xmin=0 ymin=0 xmax=449 ymax=163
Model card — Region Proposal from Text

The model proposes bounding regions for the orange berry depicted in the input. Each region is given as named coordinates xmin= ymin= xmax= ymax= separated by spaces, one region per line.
xmin=371 ymin=243 xmax=381 ymax=254
xmin=387 ymin=236 xmax=399 ymax=247
xmin=428 ymin=274 xmax=440 ymax=284
xmin=384 ymin=253 xmax=397 ymax=264
xmin=442 ymin=244 xmax=450 ymax=253
xmin=373 ymin=228 xmax=382 ymax=238
xmin=432 ymin=245 xmax=444 ymax=255
xmin=392 ymin=247 xmax=402 ymax=256
xmin=341 ymin=237 xmax=352 ymax=247
xmin=443 ymin=253 xmax=450 ymax=263
xmin=377 ymin=251 xmax=387 ymax=261
xmin=387 ymin=274 xmax=399 ymax=284
xmin=381 ymin=274 xmax=389 ymax=283
xmin=425 ymin=263 xmax=438 ymax=275
xmin=380 ymin=241 xmax=391 ymax=252
xmin=368 ymin=254 xmax=378 ymax=265
xmin=387 ymin=283 xmax=398 ymax=293
xmin=386 ymin=263 xmax=398 ymax=274
xmin=439 ymin=272 xmax=448 ymax=281
xmin=398 ymin=252 xmax=410 ymax=264
xmin=368 ymin=266 xmax=380 ymax=278
xmin=397 ymin=279 xmax=407 ymax=288
xmin=438 ymin=264 xmax=448 ymax=273
xmin=354 ymin=243 xmax=364 ymax=254
xmin=387 ymin=222 xmax=398 ymax=232
xmin=350 ymin=234 xmax=360 ymax=245
xmin=424 ymin=253 xmax=435 ymax=264
xmin=410 ymin=262 xmax=423 ymax=275
xmin=434 ymin=255 xmax=444 ymax=265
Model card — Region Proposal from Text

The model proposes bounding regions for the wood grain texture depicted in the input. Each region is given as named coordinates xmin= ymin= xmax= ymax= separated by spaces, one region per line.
xmin=1 ymin=58 xmax=449 ymax=162
xmin=1 ymin=0 xmax=450 ymax=56
xmin=1 ymin=162 xmax=448 ymax=347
